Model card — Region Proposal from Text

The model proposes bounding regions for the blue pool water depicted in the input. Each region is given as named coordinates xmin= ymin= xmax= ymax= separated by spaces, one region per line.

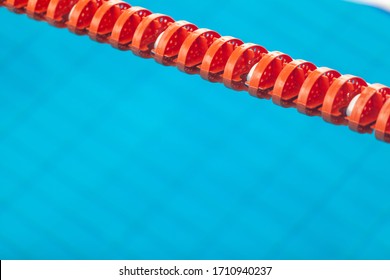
xmin=0 ymin=0 xmax=390 ymax=259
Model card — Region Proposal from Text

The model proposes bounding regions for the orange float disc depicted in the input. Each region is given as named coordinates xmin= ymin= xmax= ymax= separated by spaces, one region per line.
xmin=176 ymin=28 xmax=221 ymax=74
xmin=375 ymin=97 xmax=390 ymax=143
xmin=296 ymin=67 xmax=341 ymax=116
xmin=153 ymin=21 xmax=198 ymax=66
xmin=46 ymin=0 xmax=78 ymax=26
xmin=131 ymin=13 xmax=174 ymax=58
xmin=109 ymin=7 xmax=152 ymax=50
xmin=349 ymin=84 xmax=390 ymax=132
xmin=26 ymin=0 xmax=51 ymax=19
xmin=4 ymin=0 xmax=28 ymax=12
xmin=222 ymin=43 xmax=267 ymax=91
xmin=247 ymin=51 xmax=292 ymax=98
xmin=199 ymin=36 xmax=243 ymax=83
xmin=88 ymin=0 xmax=130 ymax=42
xmin=272 ymin=59 xmax=316 ymax=107
xmin=322 ymin=75 xmax=367 ymax=125
xmin=67 ymin=0 xmax=104 ymax=34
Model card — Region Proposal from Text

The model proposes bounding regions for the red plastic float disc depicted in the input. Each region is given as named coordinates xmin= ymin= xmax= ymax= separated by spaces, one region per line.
xmin=46 ymin=0 xmax=78 ymax=27
xmin=5 ymin=0 xmax=28 ymax=12
xmin=272 ymin=59 xmax=316 ymax=107
xmin=153 ymin=21 xmax=198 ymax=66
xmin=199 ymin=36 xmax=243 ymax=83
xmin=222 ymin=43 xmax=267 ymax=91
xmin=68 ymin=0 xmax=103 ymax=34
xmin=322 ymin=75 xmax=367 ymax=125
xmin=296 ymin=67 xmax=341 ymax=115
xmin=247 ymin=51 xmax=292 ymax=98
xmin=176 ymin=28 xmax=221 ymax=74
xmin=109 ymin=6 xmax=151 ymax=50
xmin=131 ymin=13 xmax=175 ymax=58
xmin=375 ymin=97 xmax=390 ymax=143
xmin=89 ymin=0 xmax=130 ymax=42
xmin=26 ymin=0 xmax=51 ymax=19
xmin=349 ymin=84 xmax=390 ymax=132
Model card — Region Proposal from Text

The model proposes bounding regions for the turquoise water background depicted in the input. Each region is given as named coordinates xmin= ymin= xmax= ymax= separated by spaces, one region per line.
xmin=1 ymin=0 xmax=390 ymax=259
